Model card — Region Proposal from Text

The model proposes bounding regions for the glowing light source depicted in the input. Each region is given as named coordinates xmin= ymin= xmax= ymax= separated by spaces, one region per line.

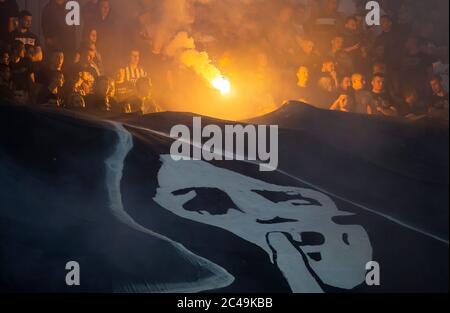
xmin=211 ymin=76 xmax=231 ymax=95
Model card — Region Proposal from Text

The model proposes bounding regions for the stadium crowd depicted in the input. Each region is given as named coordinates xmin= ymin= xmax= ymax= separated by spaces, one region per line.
xmin=0 ymin=0 xmax=448 ymax=123
xmin=289 ymin=0 xmax=448 ymax=122
xmin=0 ymin=0 xmax=159 ymax=114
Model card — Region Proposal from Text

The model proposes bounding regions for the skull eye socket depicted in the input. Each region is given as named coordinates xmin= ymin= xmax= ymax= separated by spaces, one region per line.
xmin=294 ymin=232 xmax=325 ymax=263
xmin=172 ymin=187 xmax=243 ymax=215
xmin=296 ymin=232 xmax=325 ymax=246
xmin=342 ymin=233 xmax=350 ymax=245
xmin=307 ymin=252 xmax=322 ymax=261
xmin=252 ymin=190 xmax=321 ymax=206
xmin=287 ymin=232 xmax=325 ymax=262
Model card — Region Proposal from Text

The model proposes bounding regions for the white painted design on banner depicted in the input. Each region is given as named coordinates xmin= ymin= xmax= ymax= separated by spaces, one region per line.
xmin=154 ymin=156 xmax=373 ymax=292
xmin=105 ymin=122 xmax=234 ymax=293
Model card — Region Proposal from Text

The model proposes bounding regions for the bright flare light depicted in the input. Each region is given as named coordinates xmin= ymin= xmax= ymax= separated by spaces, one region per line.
xmin=211 ymin=76 xmax=231 ymax=95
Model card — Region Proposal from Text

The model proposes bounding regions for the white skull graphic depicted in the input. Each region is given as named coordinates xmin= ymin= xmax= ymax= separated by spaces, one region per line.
xmin=153 ymin=155 xmax=373 ymax=292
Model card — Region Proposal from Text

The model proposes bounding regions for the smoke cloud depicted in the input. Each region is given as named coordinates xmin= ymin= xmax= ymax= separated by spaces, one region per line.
xmin=107 ymin=0 xmax=337 ymax=119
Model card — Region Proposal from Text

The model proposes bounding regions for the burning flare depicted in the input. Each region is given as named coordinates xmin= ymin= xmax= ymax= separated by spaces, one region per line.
xmin=211 ymin=76 xmax=231 ymax=95
xmin=166 ymin=32 xmax=231 ymax=95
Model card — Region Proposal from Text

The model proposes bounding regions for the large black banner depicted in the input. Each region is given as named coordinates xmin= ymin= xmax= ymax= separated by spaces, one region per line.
xmin=0 ymin=102 xmax=448 ymax=293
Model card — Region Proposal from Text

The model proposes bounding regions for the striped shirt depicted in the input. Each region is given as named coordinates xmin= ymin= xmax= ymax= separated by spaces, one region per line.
xmin=116 ymin=65 xmax=151 ymax=99
xmin=124 ymin=66 xmax=147 ymax=85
